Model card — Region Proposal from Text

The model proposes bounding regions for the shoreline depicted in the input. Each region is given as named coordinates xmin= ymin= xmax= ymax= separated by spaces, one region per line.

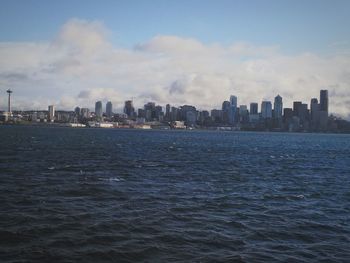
xmin=1 ymin=122 xmax=349 ymax=135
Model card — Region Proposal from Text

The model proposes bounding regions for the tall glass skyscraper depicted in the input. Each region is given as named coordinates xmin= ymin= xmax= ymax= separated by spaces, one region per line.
xmin=250 ymin=103 xmax=258 ymax=115
xmin=95 ymin=101 xmax=103 ymax=119
xmin=106 ymin=101 xmax=113 ymax=118
xmin=273 ymin=95 xmax=283 ymax=120
xmin=320 ymin=90 xmax=328 ymax=113
xmin=229 ymin=95 xmax=237 ymax=124
xmin=261 ymin=101 xmax=272 ymax=119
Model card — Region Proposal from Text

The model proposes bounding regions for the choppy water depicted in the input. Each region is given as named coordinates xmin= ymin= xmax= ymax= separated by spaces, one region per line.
xmin=0 ymin=125 xmax=350 ymax=262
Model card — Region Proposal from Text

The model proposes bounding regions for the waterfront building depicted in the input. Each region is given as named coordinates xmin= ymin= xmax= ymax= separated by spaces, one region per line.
xmin=229 ymin=95 xmax=237 ymax=125
xmin=319 ymin=90 xmax=329 ymax=130
xmin=273 ymin=95 xmax=283 ymax=120
xmin=299 ymin=103 xmax=309 ymax=122
xmin=283 ymin=108 xmax=293 ymax=129
xmin=222 ymin=101 xmax=231 ymax=124
xmin=106 ymin=101 xmax=113 ymax=118
xmin=165 ymin=104 xmax=171 ymax=121
xmin=180 ymin=105 xmax=196 ymax=122
xmin=74 ymin=107 xmax=81 ymax=116
xmin=320 ymin=90 xmax=328 ymax=113
xmin=250 ymin=103 xmax=258 ymax=115
xmin=261 ymin=101 xmax=272 ymax=119
xmin=81 ymin=108 xmax=90 ymax=119
xmin=310 ymin=98 xmax=320 ymax=130
xmin=239 ymin=105 xmax=249 ymax=123
xmin=171 ymin=107 xmax=179 ymax=121
xmin=155 ymin=105 xmax=163 ymax=121
xmin=186 ymin=111 xmax=197 ymax=126
xmin=249 ymin=103 xmax=259 ymax=123
xmin=48 ymin=105 xmax=55 ymax=122
xmin=211 ymin=109 xmax=223 ymax=123
xmin=293 ymin=101 xmax=302 ymax=117
xmin=198 ymin=110 xmax=210 ymax=124
xmin=124 ymin=100 xmax=135 ymax=118
xmin=95 ymin=101 xmax=103 ymax=120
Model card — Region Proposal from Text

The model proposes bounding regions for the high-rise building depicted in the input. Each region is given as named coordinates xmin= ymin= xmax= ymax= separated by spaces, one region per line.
xmin=222 ymin=101 xmax=231 ymax=124
xmin=293 ymin=101 xmax=302 ymax=116
xmin=319 ymin=90 xmax=329 ymax=130
xmin=250 ymin=103 xmax=258 ymax=115
xmin=165 ymin=104 xmax=171 ymax=121
xmin=106 ymin=101 xmax=113 ymax=118
xmin=81 ymin=108 xmax=90 ymax=119
xmin=171 ymin=107 xmax=178 ymax=121
xmin=299 ymin=103 xmax=309 ymax=123
xmin=283 ymin=108 xmax=293 ymax=123
xmin=48 ymin=105 xmax=55 ymax=122
xmin=273 ymin=95 xmax=283 ymax=120
xmin=124 ymin=100 xmax=135 ymax=118
xmin=261 ymin=101 xmax=272 ymax=119
xmin=310 ymin=98 xmax=319 ymax=129
xmin=320 ymin=90 xmax=328 ymax=113
xmin=95 ymin=101 xmax=103 ymax=119
xmin=229 ymin=95 xmax=237 ymax=124
xmin=239 ymin=105 xmax=249 ymax=123
xmin=74 ymin=106 xmax=81 ymax=116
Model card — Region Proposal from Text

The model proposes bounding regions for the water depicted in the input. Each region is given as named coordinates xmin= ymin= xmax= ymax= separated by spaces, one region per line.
xmin=0 ymin=126 xmax=350 ymax=262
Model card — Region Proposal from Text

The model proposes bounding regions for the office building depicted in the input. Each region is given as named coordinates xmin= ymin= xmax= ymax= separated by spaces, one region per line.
xmin=229 ymin=95 xmax=237 ymax=124
xmin=261 ymin=101 xmax=272 ymax=119
xmin=124 ymin=100 xmax=135 ymax=118
xmin=250 ymin=103 xmax=258 ymax=115
xmin=222 ymin=101 xmax=231 ymax=124
xmin=273 ymin=95 xmax=283 ymax=120
xmin=95 ymin=101 xmax=103 ymax=119
xmin=293 ymin=101 xmax=302 ymax=116
xmin=81 ymin=108 xmax=90 ymax=119
xmin=319 ymin=90 xmax=329 ymax=130
xmin=106 ymin=101 xmax=113 ymax=118
xmin=310 ymin=98 xmax=319 ymax=129
xmin=320 ymin=90 xmax=328 ymax=113
xmin=211 ymin=109 xmax=223 ymax=123
xmin=48 ymin=105 xmax=55 ymax=122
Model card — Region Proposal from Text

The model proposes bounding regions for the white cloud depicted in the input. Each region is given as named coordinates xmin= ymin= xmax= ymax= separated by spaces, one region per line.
xmin=0 ymin=18 xmax=349 ymax=119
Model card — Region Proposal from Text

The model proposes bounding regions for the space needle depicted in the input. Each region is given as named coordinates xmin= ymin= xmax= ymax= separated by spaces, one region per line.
xmin=6 ymin=89 xmax=13 ymax=116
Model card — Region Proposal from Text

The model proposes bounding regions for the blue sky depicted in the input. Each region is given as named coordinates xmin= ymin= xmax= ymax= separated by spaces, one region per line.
xmin=1 ymin=0 xmax=350 ymax=54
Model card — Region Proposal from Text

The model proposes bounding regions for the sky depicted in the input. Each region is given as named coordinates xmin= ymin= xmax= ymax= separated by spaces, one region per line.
xmin=0 ymin=0 xmax=350 ymax=118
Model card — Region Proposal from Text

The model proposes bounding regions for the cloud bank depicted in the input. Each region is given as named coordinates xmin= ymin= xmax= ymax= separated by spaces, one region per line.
xmin=0 ymin=18 xmax=349 ymax=119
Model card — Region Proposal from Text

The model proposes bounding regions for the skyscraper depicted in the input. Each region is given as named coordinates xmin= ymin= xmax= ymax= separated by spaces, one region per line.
xmin=229 ymin=95 xmax=237 ymax=125
xmin=81 ymin=108 xmax=90 ymax=119
xmin=106 ymin=101 xmax=113 ymax=118
xmin=74 ymin=106 xmax=81 ymax=116
xmin=95 ymin=101 xmax=103 ymax=120
xmin=319 ymin=90 xmax=329 ymax=130
xmin=273 ymin=95 xmax=283 ymax=120
xmin=222 ymin=101 xmax=231 ymax=124
xmin=310 ymin=98 xmax=319 ymax=129
xmin=293 ymin=101 xmax=302 ymax=116
xmin=124 ymin=100 xmax=135 ymax=118
xmin=165 ymin=104 xmax=170 ymax=121
xmin=250 ymin=103 xmax=258 ymax=115
xmin=261 ymin=101 xmax=272 ymax=119
xmin=320 ymin=90 xmax=328 ymax=113
xmin=48 ymin=105 xmax=55 ymax=122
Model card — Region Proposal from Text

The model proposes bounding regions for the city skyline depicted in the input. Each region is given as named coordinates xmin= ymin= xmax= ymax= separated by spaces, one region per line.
xmin=1 ymin=1 xmax=350 ymax=119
